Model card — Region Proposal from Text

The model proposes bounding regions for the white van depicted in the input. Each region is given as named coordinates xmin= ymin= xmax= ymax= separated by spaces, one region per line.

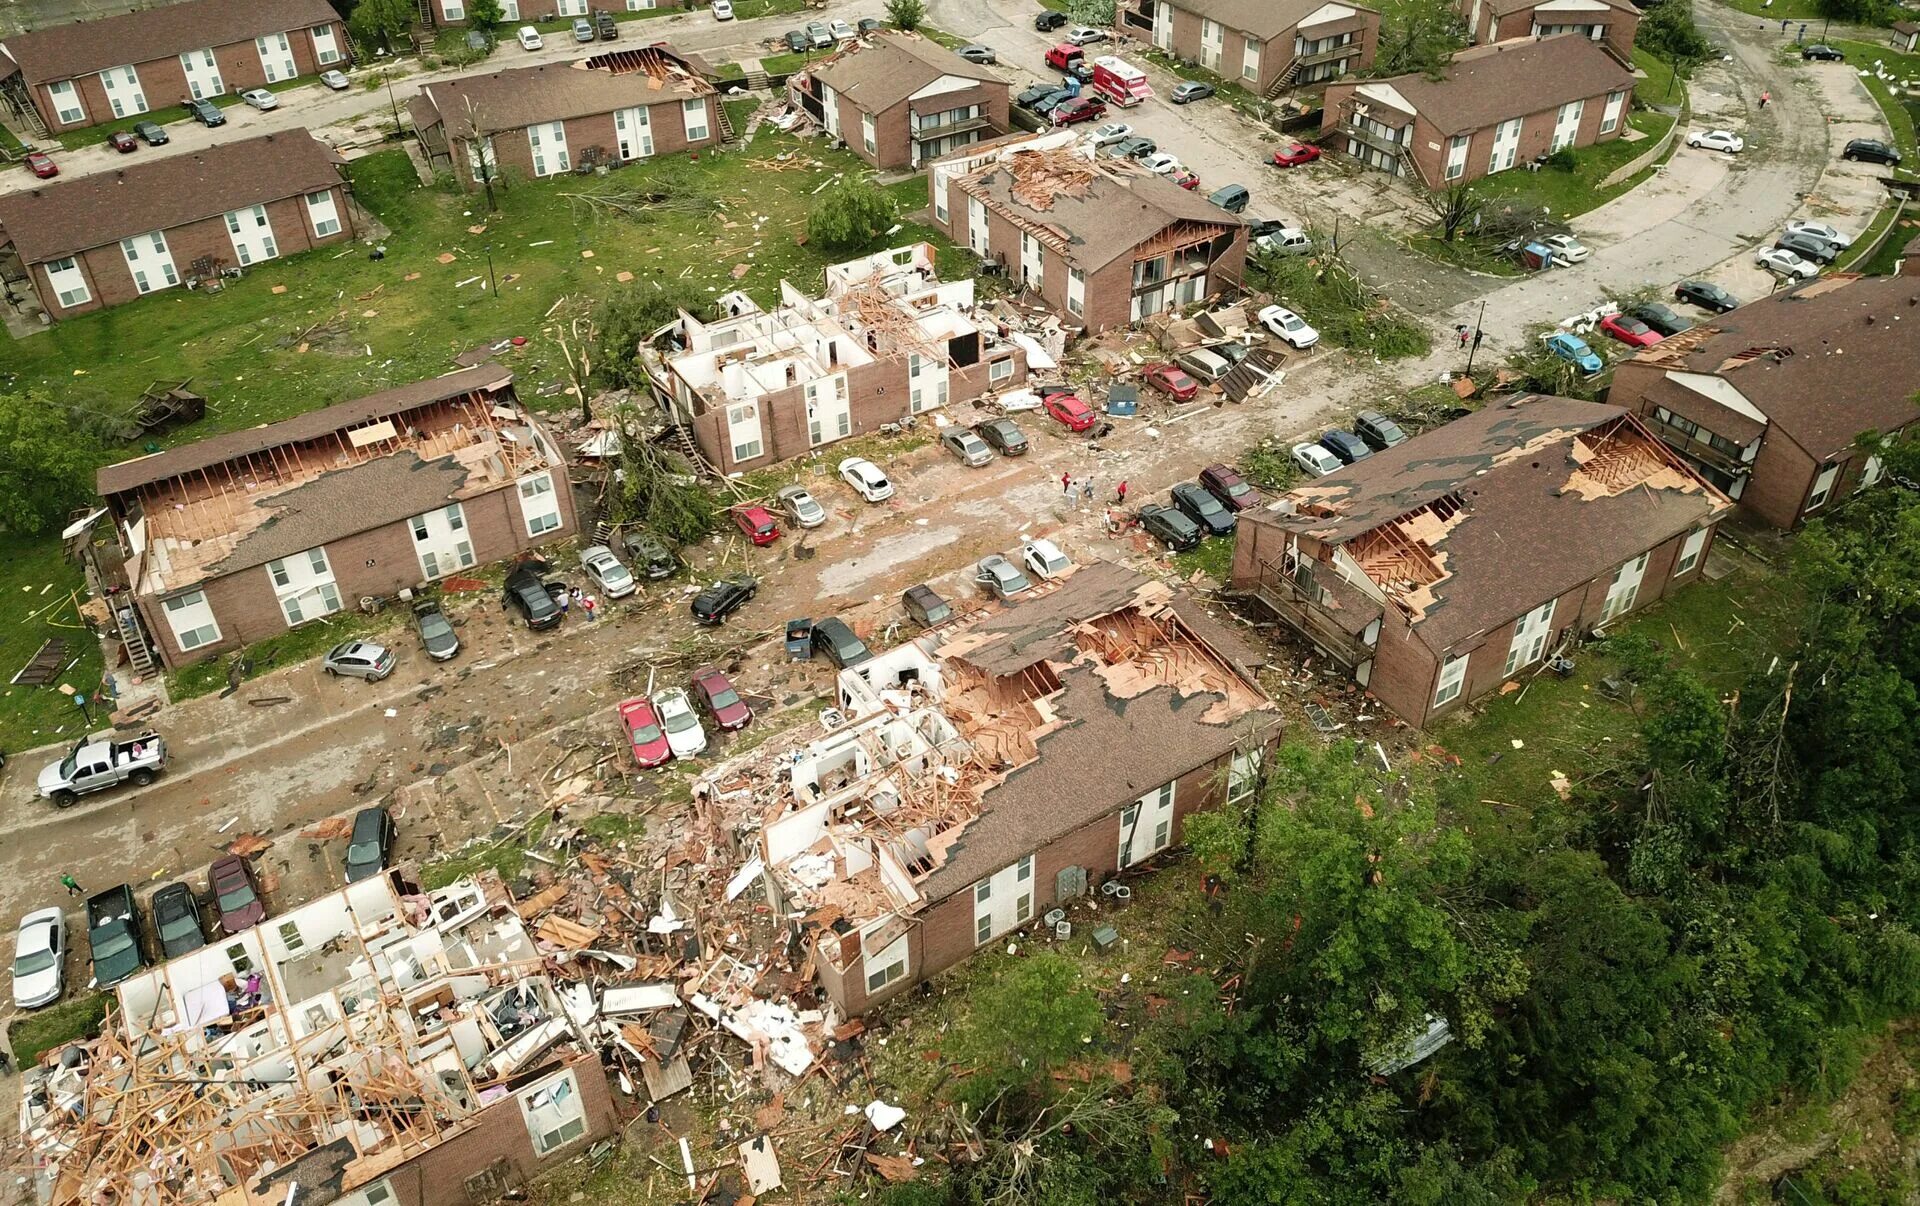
xmin=517 ymin=25 xmax=544 ymax=50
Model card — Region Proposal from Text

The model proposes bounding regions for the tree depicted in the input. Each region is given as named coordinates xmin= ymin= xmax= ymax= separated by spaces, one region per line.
xmin=1371 ymin=0 xmax=1464 ymax=78
xmin=0 ymin=393 xmax=103 ymax=535
xmin=1420 ymin=181 xmax=1484 ymax=242
xmin=1637 ymin=0 xmax=1712 ymax=65
xmin=1500 ymin=331 xmax=1604 ymax=400
xmin=1067 ymin=0 xmax=1116 ymax=23
xmin=806 ymin=177 xmax=899 ymax=253
xmin=946 ymin=954 xmax=1104 ymax=1113
xmin=465 ymin=0 xmax=505 ymax=35
xmin=592 ymin=282 xmax=708 ymax=393
xmin=884 ymin=0 xmax=925 ymax=30
xmin=348 ymin=0 xmax=413 ymax=54
xmin=603 ymin=404 xmax=719 ymax=544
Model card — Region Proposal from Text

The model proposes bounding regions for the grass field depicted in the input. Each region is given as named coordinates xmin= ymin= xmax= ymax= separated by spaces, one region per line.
xmin=1834 ymin=40 xmax=1920 ymax=178
xmin=0 ymin=534 xmax=109 ymax=755
xmin=1473 ymin=109 xmax=1677 ymax=220
xmin=7 ymin=994 xmax=110 ymax=1066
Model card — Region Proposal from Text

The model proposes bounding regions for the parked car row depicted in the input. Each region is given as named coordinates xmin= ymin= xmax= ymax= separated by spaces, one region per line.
xmin=618 ymin=662 xmax=754 ymax=768
xmin=1129 ymin=464 xmax=1265 ymax=550
xmin=1290 ymin=411 xmax=1411 ymax=478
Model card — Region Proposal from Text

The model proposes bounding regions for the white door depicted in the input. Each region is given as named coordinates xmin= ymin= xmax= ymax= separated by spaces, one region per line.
xmin=98 ymin=65 xmax=148 ymax=118
xmin=1503 ymin=599 xmax=1555 ymax=677
xmin=225 ymin=204 xmax=279 ymax=266
xmin=972 ymin=855 xmax=1035 ymax=946
xmin=615 ymin=106 xmax=653 ymax=159
xmin=256 ymin=33 xmax=297 ymax=83
xmin=528 ymin=122 xmax=571 ymax=177
xmin=1153 ymin=2 xmax=1173 ymax=51
xmin=1600 ymin=552 xmax=1648 ymax=623
xmin=966 ymin=196 xmax=989 ymax=256
xmin=121 ymin=231 xmax=179 ymax=294
xmin=1489 ymin=117 xmax=1521 ymax=174
xmin=180 ymin=49 xmax=225 ymax=99
xmin=1019 ymin=231 xmax=1042 ymax=289
xmin=1119 ymin=782 xmax=1176 ymax=867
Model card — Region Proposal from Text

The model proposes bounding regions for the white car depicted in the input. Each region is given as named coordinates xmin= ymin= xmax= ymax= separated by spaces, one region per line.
xmin=12 ymin=907 xmax=65 ymax=1010
xmin=1254 ymin=228 xmax=1313 ymax=257
xmin=1755 ymin=246 xmax=1818 ymax=279
xmin=516 ymin=25 xmax=543 ymax=50
xmin=776 ymin=484 xmax=827 ymax=528
xmin=1785 ymin=219 xmax=1853 ymax=248
xmin=319 ymin=69 xmax=350 ymax=90
xmin=653 ymin=688 xmax=708 ymax=759
xmin=239 ymin=88 xmax=278 ymax=111
xmin=1090 ymin=122 xmax=1133 ymax=146
xmin=838 ymin=456 xmax=894 ymax=503
xmin=1139 ymin=151 xmax=1182 ymax=176
xmin=1687 ymin=129 xmax=1744 ymax=154
xmin=830 ymin=18 xmax=856 ymax=39
xmin=712 ymin=0 xmax=734 ymax=17
xmin=1258 ymin=304 xmax=1319 ymax=349
xmin=1021 ymin=539 xmax=1071 ymax=581
xmin=1291 ymin=442 xmax=1344 ymax=477
xmin=1066 ymin=25 xmax=1108 ymax=45
xmin=579 ymin=545 xmax=636 ymax=599
xmin=1540 ymin=233 xmax=1590 ymax=266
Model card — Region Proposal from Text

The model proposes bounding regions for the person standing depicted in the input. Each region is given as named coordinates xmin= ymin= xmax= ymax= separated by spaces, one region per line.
xmin=1082 ymin=477 xmax=1095 ymax=505
xmin=583 ymin=596 xmax=598 ymax=623
xmin=60 ymin=873 xmax=81 ymax=898
xmin=1061 ymin=471 xmax=1072 ymax=496
xmin=1115 ymin=480 xmax=1128 ymax=504
xmin=1759 ymin=90 xmax=1770 ymax=108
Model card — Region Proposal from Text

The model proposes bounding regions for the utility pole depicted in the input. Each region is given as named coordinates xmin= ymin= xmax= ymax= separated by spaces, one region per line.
xmin=385 ymin=67 xmax=402 ymax=135
xmin=485 ymin=243 xmax=498 ymax=299
xmin=1463 ymin=298 xmax=1487 ymax=377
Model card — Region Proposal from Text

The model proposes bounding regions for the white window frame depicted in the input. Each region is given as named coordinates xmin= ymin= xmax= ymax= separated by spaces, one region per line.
xmin=1227 ymin=749 xmax=1261 ymax=808
xmin=988 ymin=357 xmax=1014 ymax=384
xmin=1489 ymin=116 xmax=1522 ymax=174
xmin=43 ymin=257 xmax=90 ymax=308
xmin=1445 ymin=134 xmax=1469 ymax=181
xmin=1502 ymin=598 xmax=1556 ymax=678
xmin=1119 ymin=782 xmax=1175 ymax=867
xmin=615 ymin=105 xmax=654 ymax=160
xmin=255 ymin=32 xmax=297 ymax=84
xmin=684 ymin=98 xmax=711 ymax=143
xmin=306 ymin=189 xmax=343 ymax=238
xmin=121 ymin=230 xmax=179 ymax=294
xmin=861 ymin=112 xmax=876 ymax=156
xmin=224 ymin=204 xmax=279 ymax=266
xmin=162 ymin=590 xmax=221 ymax=652
xmin=862 ymin=924 xmax=910 ymax=994
xmin=1673 ymin=528 xmax=1708 ymax=577
xmin=528 ymin=122 xmax=571 ymax=178
xmin=972 ymin=855 xmax=1035 ymax=946
xmin=46 ymin=79 xmax=86 ymax=125
xmin=1806 ymin=463 xmax=1840 ymax=512
xmin=1066 ymin=266 xmax=1085 ymax=316
xmin=442 ymin=0 xmax=465 ymax=20
xmin=519 ymin=471 xmax=563 ymax=535
xmin=98 ymin=64 xmax=148 ymax=119
xmin=1551 ymin=99 xmax=1584 ymax=152
xmin=410 ymin=503 xmax=475 ymax=580
xmin=1601 ymin=551 xmax=1650 ymax=623
xmin=629 ymin=0 xmax=657 ymax=9
xmin=311 ymin=24 xmax=343 ymax=65
xmin=727 ymin=402 xmax=764 ymax=463
xmin=179 ymin=48 xmax=225 ymax=100
xmin=1858 ymin=454 xmax=1884 ymax=492
xmin=518 ymin=1069 xmax=588 ymax=1156
xmin=1599 ymin=90 xmax=1624 ymax=135
xmin=1433 ymin=653 xmax=1469 ymax=708
xmin=332 ymin=1178 xmax=397 ymax=1206
xmin=1241 ymin=35 xmax=1260 ymax=82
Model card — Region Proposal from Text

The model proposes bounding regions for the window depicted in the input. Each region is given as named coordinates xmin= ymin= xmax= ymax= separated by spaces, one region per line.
xmin=224 ymin=942 xmax=254 ymax=974
xmin=1066 ymin=266 xmax=1085 ymax=316
xmin=43 ymin=257 xmax=89 ymax=308
xmin=277 ymin=920 xmax=305 ymax=952
xmin=180 ymin=49 xmax=224 ymax=99
xmin=972 ymin=856 xmax=1035 ymax=946
xmin=1599 ymin=90 xmax=1624 ymax=135
xmin=727 ymin=402 xmax=763 ymax=463
xmin=121 ymin=230 xmax=179 ymax=294
xmin=306 ymin=190 xmax=342 ymax=238
xmin=684 ymin=98 xmax=711 ymax=143
xmin=225 ymin=204 xmax=278 ymax=265
xmin=628 ymin=0 xmax=657 ymax=9
xmin=1673 ymin=528 xmax=1708 ymax=577
xmin=1241 ymin=36 xmax=1260 ymax=82
xmin=267 ymin=546 xmax=342 ymax=627
xmin=861 ymin=113 xmax=876 ymax=156
xmin=1858 ymin=454 xmax=1885 ymax=491
xmin=1119 ymin=783 xmax=1175 ymax=867
xmin=1806 ymin=463 xmax=1839 ymax=512
xmin=335 ymin=1180 xmax=396 ymax=1206
xmin=442 ymin=0 xmax=465 ymax=19
xmin=1503 ymin=599 xmax=1556 ymax=677
xmin=1433 ymin=653 xmax=1469 ymax=708
xmin=1601 ymin=552 xmax=1649 ymax=623
xmin=863 ymin=925 xmax=909 ymax=994
xmin=1228 ymin=749 xmax=1262 ymax=808
xmin=528 ymin=122 xmax=570 ymax=177
xmin=519 ymin=1070 xmax=588 ymax=1155
xmin=615 ymin=106 xmax=653 ymax=160
xmin=1444 ymin=134 xmax=1469 ymax=181
xmin=162 ymin=590 xmax=220 ymax=651
xmin=519 ymin=472 xmax=563 ymax=535
xmin=98 ymin=65 xmax=147 ymax=118
xmin=1551 ymin=99 xmax=1584 ymax=152
xmin=866 ymin=949 xmax=907 ymax=992
xmin=989 ymin=357 xmax=1014 ymax=384
xmin=312 ymin=24 xmax=343 ymax=64
xmin=255 ymin=33 xmax=296 ymax=83
xmin=47 ymin=79 xmax=85 ymax=125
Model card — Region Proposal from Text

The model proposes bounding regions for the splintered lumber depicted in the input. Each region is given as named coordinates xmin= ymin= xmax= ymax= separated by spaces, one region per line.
xmin=514 ymin=883 xmax=570 ymax=920
xmin=534 ymin=916 xmax=601 ymax=949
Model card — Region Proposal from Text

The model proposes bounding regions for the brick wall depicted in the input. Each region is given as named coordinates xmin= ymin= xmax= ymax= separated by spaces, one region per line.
xmin=1361 ymin=605 xmax=1440 ymax=727
xmin=1483 ymin=9 xmax=1638 ymax=62
xmin=1126 ymin=2 xmax=1379 ymax=93
xmin=34 ymin=183 xmax=352 ymax=318
xmin=34 ymin=24 xmax=339 ymax=132
xmin=447 ymin=95 xmax=718 ymax=190
xmin=140 ymin=457 xmax=577 ymax=667
xmin=1324 ymin=77 xmax=1629 ymax=186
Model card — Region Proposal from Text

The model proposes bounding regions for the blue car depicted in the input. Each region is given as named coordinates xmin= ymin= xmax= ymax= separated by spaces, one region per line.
xmin=1543 ymin=332 xmax=1604 ymax=376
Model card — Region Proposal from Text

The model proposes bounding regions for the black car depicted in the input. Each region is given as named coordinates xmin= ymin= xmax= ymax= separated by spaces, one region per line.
xmin=503 ymin=564 xmax=563 ymax=630
xmin=691 ymin=575 xmax=757 ymax=626
xmin=86 ymin=885 xmax=147 ymax=989
xmin=596 ymin=10 xmax=618 ymax=38
xmin=1626 ymin=302 xmax=1694 ymax=337
xmin=133 ymin=120 xmax=169 ymax=146
xmin=1138 ymin=504 xmax=1201 ymax=551
xmin=1776 ymin=231 xmax=1839 ymax=264
xmin=858 ymin=16 xmax=883 ymax=33
xmin=413 ymin=600 xmax=460 ymax=661
xmin=1016 ymin=82 xmax=1060 ymax=108
xmin=1802 ymin=43 xmax=1845 ymax=61
xmin=1170 ymin=80 xmax=1215 ymax=104
xmin=183 ymin=97 xmax=226 ymax=127
xmin=622 ymin=530 xmax=678 ymax=579
xmin=1102 ymin=135 xmax=1156 ymax=160
xmin=1843 ymin=139 xmax=1901 ymax=166
xmin=1319 ymin=430 xmax=1372 ymax=464
xmin=903 ymin=584 xmax=952 ymax=628
xmin=1035 ymin=9 xmax=1069 ymax=30
xmin=957 ymin=44 xmax=997 ymax=64
xmin=150 ymin=881 xmax=205 ymax=960
xmin=1674 ymin=280 xmax=1739 ymax=313
xmin=811 ymin=616 xmax=872 ymax=668
xmin=1028 ymin=89 xmax=1075 ymax=117
xmin=783 ymin=28 xmax=808 ymax=51
xmin=1247 ymin=217 xmax=1293 ymax=241
xmin=344 ymin=806 xmax=394 ymax=884
xmin=1170 ymin=483 xmax=1235 ymax=536
xmin=974 ymin=418 xmax=1029 ymax=456
xmin=1353 ymin=409 xmax=1409 ymax=451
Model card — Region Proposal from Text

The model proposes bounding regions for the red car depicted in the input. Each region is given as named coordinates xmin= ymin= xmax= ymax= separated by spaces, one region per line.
xmin=1272 ymin=143 xmax=1322 ymax=168
xmin=690 ymin=665 xmax=752 ymax=731
xmin=1144 ymin=364 xmax=1199 ymax=401
xmin=1042 ymin=391 xmax=1097 ymax=432
xmin=618 ymin=696 xmax=673 ymax=768
xmin=107 ymin=130 xmax=139 ymax=153
xmin=732 ymin=505 xmax=780 ymax=546
xmin=1044 ymin=43 xmax=1083 ymax=70
xmin=1171 ymin=169 xmax=1200 ymax=191
xmin=1598 ymin=313 xmax=1663 ymax=348
xmin=208 ymin=855 xmax=267 ymax=935
xmin=1200 ymin=463 xmax=1261 ymax=512
xmin=1051 ymin=96 xmax=1105 ymax=126
xmin=25 ymin=151 xmax=57 ymax=178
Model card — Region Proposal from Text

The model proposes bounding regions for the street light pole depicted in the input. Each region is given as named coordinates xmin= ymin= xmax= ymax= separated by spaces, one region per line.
xmin=486 ymin=243 xmax=498 ymax=299
xmin=1463 ymin=298 xmax=1488 ymax=377
xmin=386 ymin=68 xmax=402 ymax=134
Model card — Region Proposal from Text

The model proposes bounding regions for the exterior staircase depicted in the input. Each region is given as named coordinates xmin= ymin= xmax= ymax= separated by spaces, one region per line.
xmin=657 ymin=423 xmax=719 ymax=477
xmin=715 ymin=100 xmax=738 ymax=143
xmin=1265 ymin=59 xmax=1300 ymax=100
xmin=113 ymin=600 xmax=156 ymax=675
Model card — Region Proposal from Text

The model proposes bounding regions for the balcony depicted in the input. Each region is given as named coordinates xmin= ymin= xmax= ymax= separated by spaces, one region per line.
xmin=911 ymin=113 xmax=995 ymax=141
xmin=1294 ymin=43 xmax=1356 ymax=67
xmin=1339 ymin=120 xmax=1411 ymax=157
xmin=1231 ymin=559 xmax=1379 ymax=668
xmin=1643 ymin=415 xmax=1755 ymax=480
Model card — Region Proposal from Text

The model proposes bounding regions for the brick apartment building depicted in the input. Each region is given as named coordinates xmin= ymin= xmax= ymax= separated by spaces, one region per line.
xmin=1321 ymin=34 xmax=1634 ymax=186
xmin=1230 ymin=396 xmax=1729 ymax=727
xmin=1608 ymin=274 xmax=1920 ymax=529
xmin=1113 ymin=0 xmax=1381 ymax=96
xmin=789 ymin=31 xmax=1010 ymax=169
xmin=927 ymin=133 xmax=1248 ymax=332
xmin=411 ymin=44 xmax=720 ymax=189
xmin=0 ymin=133 xmax=354 ymax=323
xmin=94 ymin=365 xmax=577 ymax=669
xmin=652 ymin=243 xmax=1029 ymax=475
xmin=422 ymin=0 xmax=690 ymax=27
xmin=1461 ymin=0 xmax=1640 ymax=63
xmin=0 ymin=0 xmax=346 ymax=137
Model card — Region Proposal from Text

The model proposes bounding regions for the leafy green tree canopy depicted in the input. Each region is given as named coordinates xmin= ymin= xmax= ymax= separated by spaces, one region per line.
xmin=806 ymin=177 xmax=900 ymax=253
xmin=0 ymin=393 xmax=102 ymax=536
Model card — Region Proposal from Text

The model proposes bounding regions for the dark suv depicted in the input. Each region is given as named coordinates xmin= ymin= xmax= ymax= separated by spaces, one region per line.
xmin=345 ymin=806 xmax=394 ymax=883
xmin=183 ymin=97 xmax=226 ymax=127
xmin=596 ymin=10 xmax=618 ymax=38
xmin=1843 ymin=139 xmax=1901 ymax=166
xmin=1802 ymin=43 xmax=1845 ymax=61
xmin=1353 ymin=410 xmax=1409 ymax=451
xmin=86 ymin=885 xmax=147 ymax=989
xmin=811 ymin=617 xmax=872 ymax=668
xmin=503 ymin=563 xmax=564 ymax=629
xmin=691 ymin=575 xmax=756 ymax=626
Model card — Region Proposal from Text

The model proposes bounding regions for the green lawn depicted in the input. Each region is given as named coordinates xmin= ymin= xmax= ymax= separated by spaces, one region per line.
xmin=1473 ymin=109 xmax=1677 ymax=221
xmin=0 ymin=533 xmax=108 ymax=754
xmin=1834 ymin=40 xmax=1920 ymax=180
xmin=8 ymin=994 xmax=109 ymax=1067
xmin=1721 ymin=0 xmax=1836 ymax=22
xmin=1632 ymin=46 xmax=1689 ymax=110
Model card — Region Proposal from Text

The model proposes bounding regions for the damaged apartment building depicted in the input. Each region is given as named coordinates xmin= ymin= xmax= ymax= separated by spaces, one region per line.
xmin=1229 ymin=395 xmax=1728 ymax=727
xmin=699 ymin=562 xmax=1276 ymax=1016
xmin=649 ymin=243 xmax=1030 ymax=475
xmin=926 ymin=131 xmax=1249 ymax=333
xmin=91 ymin=366 xmax=575 ymax=671
xmin=19 ymin=873 xmax=619 ymax=1206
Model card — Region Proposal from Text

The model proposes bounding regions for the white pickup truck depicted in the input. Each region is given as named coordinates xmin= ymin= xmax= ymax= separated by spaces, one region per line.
xmin=37 ymin=731 xmax=167 ymax=807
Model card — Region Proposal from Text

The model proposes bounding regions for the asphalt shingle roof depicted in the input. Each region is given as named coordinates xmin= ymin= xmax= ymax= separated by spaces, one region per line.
xmin=0 ymin=0 xmax=338 ymax=85
xmin=807 ymin=30 xmax=1003 ymax=115
xmin=417 ymin=50 xmax=711 ymax=138
xmin=1363 ymin=34 xmax=1633 ymax=135
xmin=1167 ymin=0 xmax=1379 ymax=40
xmin=960 ymin=154 xmax=1240 ymax=273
